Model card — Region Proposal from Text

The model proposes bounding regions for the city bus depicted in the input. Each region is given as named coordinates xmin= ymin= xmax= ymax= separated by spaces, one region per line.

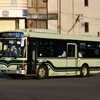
xmin=0 ymin=28 xmax=100 ymax=79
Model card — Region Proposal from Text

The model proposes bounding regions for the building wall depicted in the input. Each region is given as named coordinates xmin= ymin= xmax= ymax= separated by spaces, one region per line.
xmin=0 ymin=0 xmax=27 ymax=31
xmin=48 ymin=0 xmax=57 ymax=31
xmin=27 ymin=0 xmax=47 ymax=28
xmin=27 ymin=0 xmax=58 ymax=29
xmin=73 ymin=0 xmax=100 ymax=36
xmin=48 ymin=0 xmax=100 ymax=36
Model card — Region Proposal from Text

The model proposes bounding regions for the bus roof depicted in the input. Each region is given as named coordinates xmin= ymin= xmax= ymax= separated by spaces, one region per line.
xmin=0 ymin=28 xmax=100 ymax=42
xmin=22 ymin=28 xmax=100 ymax=42
xmin=16 ymin=28 xmax=57 ymax=34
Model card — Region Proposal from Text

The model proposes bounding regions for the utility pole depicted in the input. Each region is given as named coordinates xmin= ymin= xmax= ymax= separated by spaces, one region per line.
xmin=72 ymin=0 xmax=74 ymax=35
xmin=57 ymin=0 xmax=61 ymax=34
xmin=67 ymin=15 xmax=81 ymax=34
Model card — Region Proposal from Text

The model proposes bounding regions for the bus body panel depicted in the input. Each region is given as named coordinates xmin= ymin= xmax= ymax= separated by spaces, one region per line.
xmin=0 ymin=58 xmax=27 ymax=75
xmin=36 ymin=58 xmax=100 ymax=77
xmin=36 ymin=58 xmax=79 ymax=76
xmin=78 ymin=58 xmax=100 ymax=74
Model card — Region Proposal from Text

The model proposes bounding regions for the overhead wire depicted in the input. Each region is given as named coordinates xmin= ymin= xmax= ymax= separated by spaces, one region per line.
xmin=61 ymin=11 xmax=100 ymax=21
xmin=66 ymin=15 xmax=81 ymax=34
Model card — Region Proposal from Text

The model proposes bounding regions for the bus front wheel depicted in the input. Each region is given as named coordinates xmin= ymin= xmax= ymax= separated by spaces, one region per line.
xmin=37 ymin=65 xmax=48 ymax=79
xmin=80 ymin=65 xmax=89 ymax=77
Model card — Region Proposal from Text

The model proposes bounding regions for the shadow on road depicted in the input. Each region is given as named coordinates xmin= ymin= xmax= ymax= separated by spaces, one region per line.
xmin=0 ymin=73 xmax=99 ymax=80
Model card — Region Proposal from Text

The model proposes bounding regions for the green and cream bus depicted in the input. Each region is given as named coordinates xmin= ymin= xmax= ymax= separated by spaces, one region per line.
xmin=0 ymin=28 xmax=100 ymax=79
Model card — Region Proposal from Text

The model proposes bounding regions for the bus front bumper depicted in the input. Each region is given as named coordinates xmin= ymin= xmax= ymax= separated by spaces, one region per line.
xmin=0 ymin=70 xmax=26 ymax=75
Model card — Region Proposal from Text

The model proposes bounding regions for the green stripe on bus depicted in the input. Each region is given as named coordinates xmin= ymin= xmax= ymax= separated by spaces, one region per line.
xmin=37 ymin=60 xmax=100 ymax=72
xmin=0 ymin=60 xmax=27 ymax=67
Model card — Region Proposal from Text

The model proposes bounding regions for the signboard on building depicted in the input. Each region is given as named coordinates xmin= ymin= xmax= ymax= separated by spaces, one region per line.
xmin=2 ymin=10 xmax=9 ymax=17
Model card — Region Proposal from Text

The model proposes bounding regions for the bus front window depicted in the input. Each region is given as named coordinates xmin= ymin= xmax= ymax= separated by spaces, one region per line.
xmin=0 ymin=39 xmax=26 ymax=58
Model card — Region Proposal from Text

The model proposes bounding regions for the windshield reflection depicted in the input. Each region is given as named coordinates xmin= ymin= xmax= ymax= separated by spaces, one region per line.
xmin=0 ymin=39 xmax=26 ymax=58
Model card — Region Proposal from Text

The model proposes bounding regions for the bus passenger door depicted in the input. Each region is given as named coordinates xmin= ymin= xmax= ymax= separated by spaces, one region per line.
xmin=27 ymin=39 xmax=37 ymax=74
xmin=66 ymin=43 xmax=78 ymax=75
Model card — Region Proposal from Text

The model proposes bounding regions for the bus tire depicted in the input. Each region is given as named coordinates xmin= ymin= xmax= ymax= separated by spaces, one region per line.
xmin=80 ymin=65 xmax=89 ymax=77
xmin=37 ymin=65 xmax=48 ymax=79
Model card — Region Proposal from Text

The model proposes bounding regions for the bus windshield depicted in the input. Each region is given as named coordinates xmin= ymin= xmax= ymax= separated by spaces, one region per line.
xmin=0 ymin=39 xmax=26 ymax=58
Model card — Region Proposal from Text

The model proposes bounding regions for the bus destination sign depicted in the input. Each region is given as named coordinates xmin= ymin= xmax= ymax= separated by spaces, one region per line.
xmin=0 ymin=32 xmax=24 ymax=38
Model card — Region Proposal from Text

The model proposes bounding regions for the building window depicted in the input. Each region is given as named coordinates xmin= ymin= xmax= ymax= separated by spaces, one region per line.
xmin=32 ymin=0 xmax=36 ymax=7
xmin=84 ymin=0 xmax=88 ymax=6
xmin=27 ymin=0 xmax=46 ymax=7
xmin=38 ymin=0 xmax=46 ymax=7
xmin=43 ymin=0 xmax=48 ymax=2
xmin=27 ymin=0 xmax=35 ymax=7
xmin=23 ymin=10 xmax=27 ymax=16
xmin=11 ymin=0 xmax=17 ymax=4
xmin=85 ymin=22 xmax=89 ymax=32
xmin=27 ymin=20 xmax=47 ymax=28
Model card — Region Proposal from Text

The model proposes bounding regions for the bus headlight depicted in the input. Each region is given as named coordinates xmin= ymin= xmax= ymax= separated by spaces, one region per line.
xmin=17 ymin=65 xmax=26 ymax=70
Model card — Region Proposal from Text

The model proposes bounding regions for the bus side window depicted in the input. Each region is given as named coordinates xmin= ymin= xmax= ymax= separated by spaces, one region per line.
xmin=68 ymin=45 xmax=75 ymax=57
xmin=56 ymin=40 xmax=66 ymax=57
xmin=94 ymin=49 xmax=99 ymax=55
xmin=47 ymin=46 xmax=54 ymax=56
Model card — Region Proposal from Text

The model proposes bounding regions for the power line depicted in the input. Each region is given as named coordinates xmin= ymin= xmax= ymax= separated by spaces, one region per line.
xmin=67 ymin=15 xmax=81 ymax=34
xmin=61 ymin=11 xmax=100 ymax=21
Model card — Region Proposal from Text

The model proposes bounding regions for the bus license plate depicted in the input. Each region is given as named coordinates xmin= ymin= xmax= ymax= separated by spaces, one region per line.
xmin=4 ymin=70 xmax=10 ymax=74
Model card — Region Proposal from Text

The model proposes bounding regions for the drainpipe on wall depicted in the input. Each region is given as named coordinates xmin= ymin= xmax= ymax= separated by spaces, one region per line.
xmin=57 ymin=0 xmax=61 ymax=34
